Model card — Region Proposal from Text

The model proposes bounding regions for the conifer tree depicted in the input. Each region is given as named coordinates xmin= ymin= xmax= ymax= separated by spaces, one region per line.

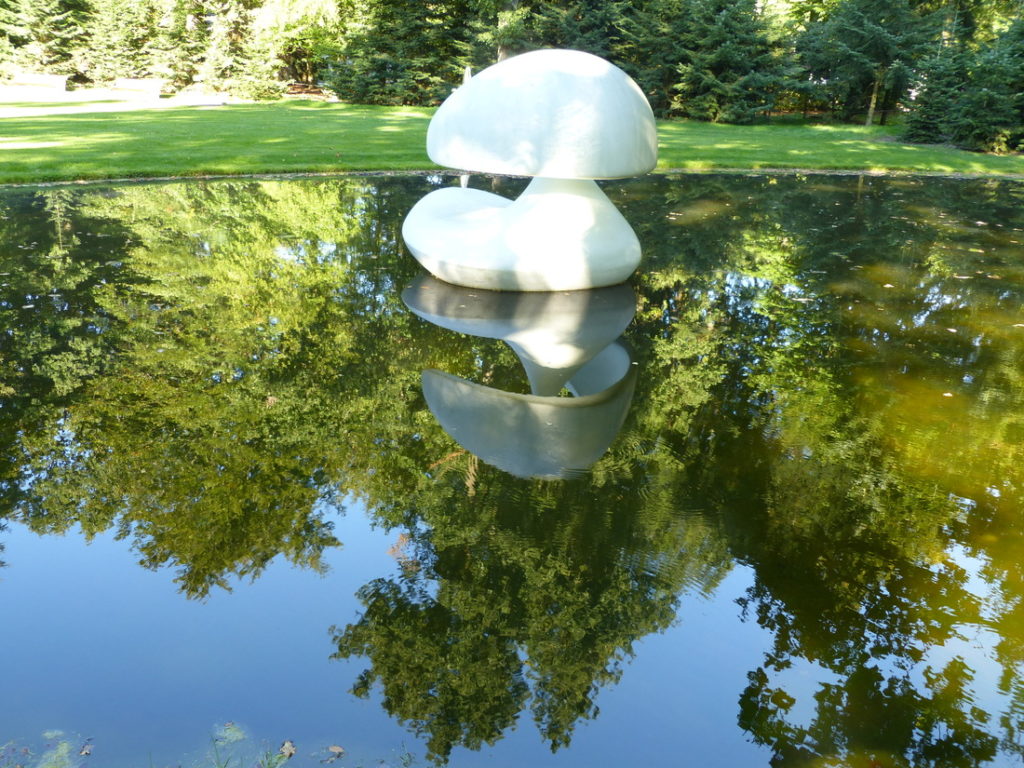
xmin=531 ymin=0 xmax=624 ymax=59
xmin=949 ymin=16 xmax=1024 ymax=152
xmin=903 ymin=42 xmax=970 ymax=143
xmin=671 ymin=0 xmax=786 ymax=123
xmin=471 ymin=0 xmax=538 ymax=61
xmin=796 ymin=0 xmax=933 ymax=124
xmin=194 ymin=0 xmax=250 ymax=90
xmin=81 ymin=0 xmax=159 ymax=82
xmin=0 ymin=0 xmax=84 ymax=72
xmin=147 ymin=0 xmax=207 ymax=88
xmin=0 ymin=3 xmax=14 ymax=78
xmin=328 ymin=0 xmax=476 ymax=105
xmin=615 ymin=0 xmax=698 ymax=116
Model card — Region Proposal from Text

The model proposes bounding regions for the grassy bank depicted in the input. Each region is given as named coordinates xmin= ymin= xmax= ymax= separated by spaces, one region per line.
xmin=1 ymin=98 xmax=1022 ymax=185
xmin=656 ymin=120 xmax=1024 ymax=175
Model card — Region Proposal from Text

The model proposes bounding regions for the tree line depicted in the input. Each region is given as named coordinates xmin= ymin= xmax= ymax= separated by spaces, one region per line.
xmin=0 ymin=1 xmax=1021 ymax=146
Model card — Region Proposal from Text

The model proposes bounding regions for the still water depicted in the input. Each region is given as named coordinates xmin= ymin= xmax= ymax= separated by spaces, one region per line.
xmin=1 ymin=173 xmax=1023 ymax=768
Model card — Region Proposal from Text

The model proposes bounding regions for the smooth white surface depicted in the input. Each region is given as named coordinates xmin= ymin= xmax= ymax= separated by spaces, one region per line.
xmin=422 ymin=343 xmax=636 ymax=479
xmin=427 ymin=49 xmax=657 ymax=179
xmin=405 ymin=277 xmax=637 ymax=477
xmin=402 ymin=275 xmax=636 ymax=394
xmin=402 ymin=177 xmax=642 ymax=291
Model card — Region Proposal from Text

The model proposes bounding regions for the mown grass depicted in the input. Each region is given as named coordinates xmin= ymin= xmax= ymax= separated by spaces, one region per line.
xmin=0 ymin=101 xmax=434 ymax=184
xmin=0 ymin=98 xmax=1021 ymax=185
xmin=656 ymin=121 xmax=1024 ymax=175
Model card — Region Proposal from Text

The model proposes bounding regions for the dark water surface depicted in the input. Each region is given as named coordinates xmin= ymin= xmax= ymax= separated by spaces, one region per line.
xmin=1 ymin=173 xmax=1023 ymax=768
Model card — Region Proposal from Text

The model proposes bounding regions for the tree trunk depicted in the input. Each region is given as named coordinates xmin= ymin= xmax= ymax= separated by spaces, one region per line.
xmin=865 ymin=70 xmax=883 ymax=126
xmin=496 ymin=0 xmax=521 ymax=61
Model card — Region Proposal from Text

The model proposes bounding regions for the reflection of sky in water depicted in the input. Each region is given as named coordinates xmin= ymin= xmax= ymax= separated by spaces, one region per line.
xmin=1 ymin=509 xmax=771 ymax=768
xmin=4 ymin=513 xmax=1016 ymax=767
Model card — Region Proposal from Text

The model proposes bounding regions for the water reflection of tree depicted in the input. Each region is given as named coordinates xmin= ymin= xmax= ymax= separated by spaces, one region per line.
xmin=637 ymin=174 xmax=1024 ymax=768
xmin=331 ymin=449 xmax=731 ymax=762
xmin=2 ymin=174 xmax=1024 ymax=765
xmin=0 ymin=179 xmax=427 ymax=594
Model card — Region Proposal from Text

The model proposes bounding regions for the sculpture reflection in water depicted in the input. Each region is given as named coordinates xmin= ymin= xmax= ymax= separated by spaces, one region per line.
xmin=333 ymin=267 xmax=731 ymax=763
xmin=402 ymin=275 xmax=637 ymax=479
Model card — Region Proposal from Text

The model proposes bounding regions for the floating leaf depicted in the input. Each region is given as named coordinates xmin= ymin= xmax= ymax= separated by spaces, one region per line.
xmin=321 ymin=744 xmax=346 ymax=764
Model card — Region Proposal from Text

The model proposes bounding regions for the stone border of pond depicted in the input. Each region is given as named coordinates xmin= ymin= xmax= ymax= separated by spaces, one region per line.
xmin=2 ymin=167 xmax=1022 ymax=194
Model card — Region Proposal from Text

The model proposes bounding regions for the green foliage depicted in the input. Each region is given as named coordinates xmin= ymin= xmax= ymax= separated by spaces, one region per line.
xmin=949 ymin=16 xmax=1024 ymax=153
xmin=227 ymin=33 xmax=287 ymax=99
xmin=903 ymin=42 xmax=971 ymax=143
xmin=903 ymin=17 xmax=1024 ymax=153
xmin=79 ymin=0 xmax=159 ymax=82
xmin=326 ymin=0 xmax=477 ymax=106
xmin=193 ymin=0 xmax=250 ymax=90
xmin=669 ymin=0 xmax=787 ymax=123
xmin=0 ymin=0 xmax=83 ymax=72
xmin=472 ymin=0 xmax=537 ymax=61
xmin=615 ymin=0 xmax=696 ymax=116
xmin=251 ymin=0 xmax=346 ymax=83
xmin=147 ymin=0 xmax=208 ymax=87
xmin=529 ymin=0 xmax=622 ymax=58
xmin=796 ymin=0 xmax=934 ymax=123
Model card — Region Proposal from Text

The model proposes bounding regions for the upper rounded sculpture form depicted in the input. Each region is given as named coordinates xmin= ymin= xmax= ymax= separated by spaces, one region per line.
xmin=427 ymin=49 xmax=658 ymax=180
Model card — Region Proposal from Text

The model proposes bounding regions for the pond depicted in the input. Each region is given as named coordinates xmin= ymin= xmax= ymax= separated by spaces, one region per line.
xmin=1 ymin=172 xmax=1023 ymax=768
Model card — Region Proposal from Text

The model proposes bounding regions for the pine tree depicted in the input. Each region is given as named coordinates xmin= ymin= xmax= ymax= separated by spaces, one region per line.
xmin=796 ymin=0 xmax=933 ymax=124
xmin=148 ymin=0 xmax=207 ymax=88
xmin=0 ymin=1 xmax=15 ymax=78
xmin=1 ymin=0 xmax=84 ymax=72
xmin=902 ymin=43 xmax=970 ymax=144
xmin=327 ymin=0 xmax=477 ymax=105
xmin=531 ymin=0 xmax=624 ymax=59
xmin=194 ymin=1 xmax=249 ymax=90
xmin=227 ymin=31 xmax=286 ymax=99
xmin=671 ymin=0 xmax=787 ymax=123
xmin=615 ymin=0 xmax=698 ymax=117
xmin=250 ymin=0 xmax=344 ymax=84
xmin=950 ymin=16 xmax=1024 ymax=152
xmin=81 ymin=0 xmax=159 ymax=83
xmin=471 ymin=0 xmax=538 ymax=62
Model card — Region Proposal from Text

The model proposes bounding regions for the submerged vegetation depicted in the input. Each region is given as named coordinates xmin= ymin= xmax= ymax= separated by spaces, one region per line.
xmin=0 ymin=726 xmax=404 ymax=768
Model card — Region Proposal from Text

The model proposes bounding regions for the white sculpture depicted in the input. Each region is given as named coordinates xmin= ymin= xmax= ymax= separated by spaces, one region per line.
xmin=402 ymin=49 xmax=658 ymax=292
xmin=403 ymin=277 xmax=637 ymax=478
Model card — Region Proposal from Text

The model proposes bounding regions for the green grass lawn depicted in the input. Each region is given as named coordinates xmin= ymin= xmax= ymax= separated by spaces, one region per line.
xmin=0 ymin=98 xmax=1021 ymax=185
xmin=657 ymin=121 xmax=1024 ymax=175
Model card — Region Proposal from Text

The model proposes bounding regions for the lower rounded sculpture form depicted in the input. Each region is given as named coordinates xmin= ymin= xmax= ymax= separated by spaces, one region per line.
xmin=402 ymin=275 xmax=636 ymax=395
xmin=421 ymin=342 xmax=636 ymax=479
xmin=402 ymin=177 xmax=641 ymax=291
